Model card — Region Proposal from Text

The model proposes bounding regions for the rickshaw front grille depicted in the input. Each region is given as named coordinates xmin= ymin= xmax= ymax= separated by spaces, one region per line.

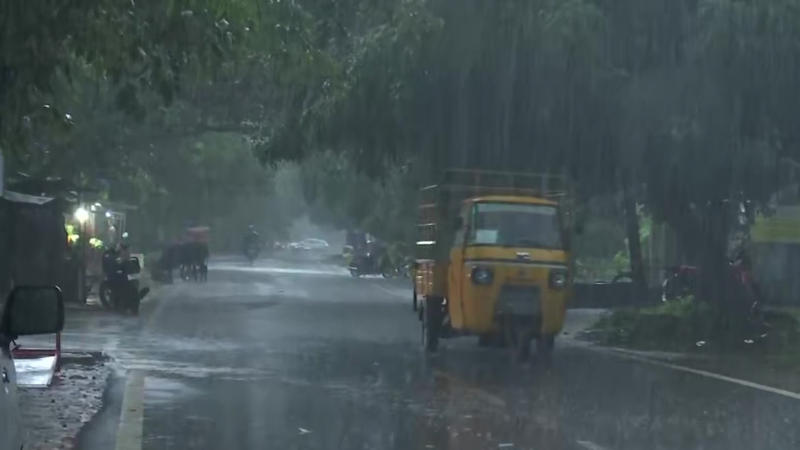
xmin=495 ymin=285 xmax=541 ymax=316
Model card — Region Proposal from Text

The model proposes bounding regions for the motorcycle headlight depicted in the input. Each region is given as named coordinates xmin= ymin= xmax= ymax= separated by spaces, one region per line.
xmin=471 ymin=266 xmax=494 ymax=285
xmin=549 ymin=269 xmax=567 ymax=289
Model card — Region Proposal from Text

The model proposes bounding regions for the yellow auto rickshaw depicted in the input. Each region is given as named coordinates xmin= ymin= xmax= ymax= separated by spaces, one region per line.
xmin=414 ymin=169 xmax=573 ymax=359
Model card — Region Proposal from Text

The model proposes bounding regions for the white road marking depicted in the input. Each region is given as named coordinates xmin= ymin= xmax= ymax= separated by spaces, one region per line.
xmin=575 ymin=439 xmax=608 ymax=450
xmin=115 ymin=371 xmax=145 ymax=450
xmin=606 ymin=347 xmax=800 ymax=402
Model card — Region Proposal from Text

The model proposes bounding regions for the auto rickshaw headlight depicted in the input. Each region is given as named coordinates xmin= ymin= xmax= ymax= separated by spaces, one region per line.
xmin=549 ymin=269 xmax=567 ymax=289
xmin=471 ymin=267 xmax=494 ymax=285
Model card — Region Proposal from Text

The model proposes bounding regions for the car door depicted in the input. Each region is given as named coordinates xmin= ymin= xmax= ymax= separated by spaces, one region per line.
xmin=1 ymin=342 xmax=22 ymax=450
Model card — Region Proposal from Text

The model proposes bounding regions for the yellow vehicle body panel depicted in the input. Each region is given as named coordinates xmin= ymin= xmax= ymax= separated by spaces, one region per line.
xmin=415 ymin=260 xmax=448 ymax=298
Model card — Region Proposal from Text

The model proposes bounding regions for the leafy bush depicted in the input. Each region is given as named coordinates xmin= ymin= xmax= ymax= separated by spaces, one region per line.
xmin=592 ymin=297 xmax=716 ymax=350
xmin=591 ymin=297 xmax=800 ymax=354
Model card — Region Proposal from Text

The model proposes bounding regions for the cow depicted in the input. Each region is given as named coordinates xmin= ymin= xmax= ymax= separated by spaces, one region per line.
xmin=178 ymin=241 xmax=209 ymax=282
xmin=156 ymin=241 xmax=208 ymax=283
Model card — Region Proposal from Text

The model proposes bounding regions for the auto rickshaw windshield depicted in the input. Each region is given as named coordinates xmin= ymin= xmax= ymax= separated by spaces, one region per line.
xmin=467 ymin=202 xmax=563 ymax=249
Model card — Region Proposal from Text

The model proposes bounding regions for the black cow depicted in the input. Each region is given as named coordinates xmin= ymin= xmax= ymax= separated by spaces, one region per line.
xmin=179 ymin=241 xmax=209 ymax=281
xmin=158 ymin=241 xmax=208 ymax=282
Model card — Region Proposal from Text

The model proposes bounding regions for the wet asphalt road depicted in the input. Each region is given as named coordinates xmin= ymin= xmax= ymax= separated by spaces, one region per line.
xmin=60 ymin=254 xmax=800 ymax=450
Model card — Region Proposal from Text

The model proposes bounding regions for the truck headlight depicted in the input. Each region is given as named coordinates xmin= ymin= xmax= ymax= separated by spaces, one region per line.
xmin=471 ymin=267 xmax=494 ymax=285
xmin=549 ymin=269 xmax=567 ymax=289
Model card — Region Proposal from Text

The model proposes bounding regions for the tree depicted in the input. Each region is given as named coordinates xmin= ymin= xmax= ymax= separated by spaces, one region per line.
xmin=0 ymin=0 xmax=259 ymax=156
xmin=265 ymin=0 xmax=800 ymax=311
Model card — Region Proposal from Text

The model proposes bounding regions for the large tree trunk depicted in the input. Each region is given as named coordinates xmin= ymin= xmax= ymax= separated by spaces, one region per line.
xmin=622 ymin=171 xmax=648 ymax=303
xmin=697 ymin=202 xmax=730 ymax=304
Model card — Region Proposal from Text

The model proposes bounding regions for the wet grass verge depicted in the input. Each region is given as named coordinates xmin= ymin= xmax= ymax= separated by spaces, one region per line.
xmin=584 ymin=299 xmax=800 ymax=366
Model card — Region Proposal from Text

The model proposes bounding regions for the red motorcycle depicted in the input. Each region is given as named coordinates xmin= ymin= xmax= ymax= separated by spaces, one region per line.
xmin=661 ymin=253 xmax=764 ymax=320
xmin=661 ymin=265 xmax=699 ymax=302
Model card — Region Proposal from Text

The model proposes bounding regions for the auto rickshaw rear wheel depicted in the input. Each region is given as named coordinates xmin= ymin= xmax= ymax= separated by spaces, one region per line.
xmin=537 ymin=334 xmax=555 ymax=362
xmin=501 ymin=315 xmax=534 ymax=361
xmin=422 ymin=297 xmax=442 ymax=352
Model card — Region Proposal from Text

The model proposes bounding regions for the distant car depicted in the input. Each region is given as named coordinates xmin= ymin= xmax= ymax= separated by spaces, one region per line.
xmin=300 ymin=238 xmax=329 ymax=250
xmin=288 ymin=238 xmax=330 ymax=251
xmin=0 ymin=286 xmax=65 ymax=450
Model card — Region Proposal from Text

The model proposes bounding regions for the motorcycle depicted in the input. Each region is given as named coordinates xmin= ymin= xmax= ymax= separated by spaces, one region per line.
xmin=348 ymin=252 xmax=391 ymax=277
xmin=244 ymin=243 xmax=260 ymax=265
xmin=661 ymin=265 xmax=699 ymax=302
xmin=99 ymin=252 xmax=149 ymax=315
xmin=661 ymin=257 xmax=763 ymax=318
xmin=380 ymin=259 xmax=413 ymax=279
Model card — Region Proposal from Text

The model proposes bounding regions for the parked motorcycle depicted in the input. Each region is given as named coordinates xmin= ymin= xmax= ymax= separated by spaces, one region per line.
xmin=349 ymin=252 xmax=391 ymax=277
xmin=379 ymin=259 xmax=413 ymax=279
xmin=100 ymin=251 xmax=149 ymax=315
xmin=661 ymin=254 xmax=763 ymax=316
xmin=661 ymin=265 xmax=699 ymax=302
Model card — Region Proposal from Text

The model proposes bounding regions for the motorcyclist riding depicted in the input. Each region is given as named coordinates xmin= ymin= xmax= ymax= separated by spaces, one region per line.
xmin=242 ymin=225 xmax=261 ymax=263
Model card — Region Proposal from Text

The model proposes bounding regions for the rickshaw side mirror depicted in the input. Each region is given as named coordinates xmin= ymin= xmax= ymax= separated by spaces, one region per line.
xmin=1 ymin=286 xmax=65 ymax=338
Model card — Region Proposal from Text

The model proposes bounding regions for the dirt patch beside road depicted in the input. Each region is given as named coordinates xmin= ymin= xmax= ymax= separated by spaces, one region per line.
xmin=19 ymin=353 xmax=110 ymax=450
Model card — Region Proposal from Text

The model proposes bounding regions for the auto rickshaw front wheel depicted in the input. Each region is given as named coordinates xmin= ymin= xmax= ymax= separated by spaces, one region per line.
xmin=422 ymin=297 xmax=443 ymax=352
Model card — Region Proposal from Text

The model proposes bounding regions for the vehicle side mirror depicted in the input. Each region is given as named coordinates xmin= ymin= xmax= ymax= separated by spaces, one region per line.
xmin=126 ymin=257 xmax=142 ymax=274
xmin=1 ymin=286 xmax=65 ymax=339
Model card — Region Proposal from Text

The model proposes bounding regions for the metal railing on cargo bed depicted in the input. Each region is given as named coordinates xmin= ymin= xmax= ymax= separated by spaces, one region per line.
xmin=415 ymin=169 xmax=571 ymax=257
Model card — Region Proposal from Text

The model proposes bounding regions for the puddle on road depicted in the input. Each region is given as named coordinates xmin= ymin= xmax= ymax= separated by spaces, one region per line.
xmin=117 ymin=358 xmax=276 ymax=381
xmin=146 ymin=376 xmax=202 ymax=405
xmin=158 ymin=281 xmax=284 ymax=299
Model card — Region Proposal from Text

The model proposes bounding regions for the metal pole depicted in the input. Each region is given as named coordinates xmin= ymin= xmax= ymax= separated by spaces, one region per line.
xmin=79 ymin=219 xmax=87 ymax=304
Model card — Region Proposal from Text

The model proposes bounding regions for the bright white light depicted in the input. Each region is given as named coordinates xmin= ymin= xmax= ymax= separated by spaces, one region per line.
xmin=74 ymin=207 xmax=90 ymax=224
xmin=105 ymin=211 xmax=112 ymax=218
